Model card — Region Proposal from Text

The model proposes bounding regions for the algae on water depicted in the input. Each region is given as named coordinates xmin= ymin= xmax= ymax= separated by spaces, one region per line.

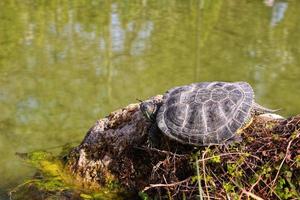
xmin=10 ymin=150 xmax=125 ymax=200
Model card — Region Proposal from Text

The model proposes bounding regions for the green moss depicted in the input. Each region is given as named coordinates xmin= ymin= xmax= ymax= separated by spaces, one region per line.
xmin=295 ymin=155 xmax=300 ymax=168
xmin=11 ymin=150 xmax=125 ymax=200
xmin=28 ymin=151 xmax=63 ymax=176
xmin=138 ymin=191 xmax=152 ymax=200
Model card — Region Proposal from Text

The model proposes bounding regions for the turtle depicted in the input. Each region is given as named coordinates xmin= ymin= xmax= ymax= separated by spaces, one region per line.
xmin=140 ymin=81 xmax=276 ymax=146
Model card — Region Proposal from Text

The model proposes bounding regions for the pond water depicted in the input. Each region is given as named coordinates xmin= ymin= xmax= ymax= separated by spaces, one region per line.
xmin=0 ymin=0 xmax=299 ymax=199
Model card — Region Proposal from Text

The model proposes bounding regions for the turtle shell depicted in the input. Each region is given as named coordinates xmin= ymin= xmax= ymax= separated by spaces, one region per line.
xmin=156 ymin=82 xmax=254 ymax=145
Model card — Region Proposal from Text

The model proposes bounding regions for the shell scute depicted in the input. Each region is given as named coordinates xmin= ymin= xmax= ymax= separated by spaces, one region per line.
xmin=224 ymin=85 xmax=236 ymax=91
xmin=229 ymin=89 xmax=243 ymax=104
xmin=188 ymin=134 xmax=204 ymax=145
xmin=218 ymin=126 xmax=233 ymax=142
xmin=181 ymin=92 xmax=196 ymax=104
xmin=241 ymin=102 xmax=252 ymax=113
xmin=165 ymin=104 xmax=187 ymax=129
xmin=228 ymin=120 xmax=242 ymax=133
xmin=165 ymin=94 xmax=181 ymax=106
xmin=204 ymin=100 xmax=226 ymax=132
xmin=184 ymin=103 xmax=203 ymax=131
xmin=220 ymin=98 xmax=236 ymax=115
xmin=235 ymin=111 xmax=248 ymax=124
xmin=203 ymin=132 xmax=219 ymax=145
xmin=196 ymin=89 xmax=211 ymax=102
xmin=211 ymin=88 xmax=228 ymax=101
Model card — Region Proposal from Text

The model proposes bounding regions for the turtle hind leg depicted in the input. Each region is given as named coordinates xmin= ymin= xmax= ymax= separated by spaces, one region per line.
xmin=252 ymin=102 xmax=279 ymax=115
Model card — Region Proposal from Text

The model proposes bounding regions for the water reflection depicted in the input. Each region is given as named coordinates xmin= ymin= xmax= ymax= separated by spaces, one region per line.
xmin=111 ymin=4 xmax=125 ymax=52
xmin=0 ymin=0 xmax=300 ymax=199
xmin=270 ymin=1 xmax=288 ymax=27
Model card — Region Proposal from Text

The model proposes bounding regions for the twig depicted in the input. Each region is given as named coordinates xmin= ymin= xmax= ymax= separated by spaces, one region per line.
xmin=196 ymin=152 xmax=261 ymax=163
xmin=238 ymin=176 xmax=262 ymax=200
xmin=142 ymin=177 xmax=191 ymax=192
xmin=249 ymin=176 xmax=261 ymax=192
xmin=241 ymin=189 xmax=264 ymax=200
xmin=196 ymin=154 xmax=204 ymax=200
xmin=137 ymin=146 xmax=187 ymax=157
xmin=202 ymin=149 xmax=210 ymax=200
xmin=270 ymin=132 xmax=299 ymax=189
xmin=151 ymin=160 xmax=165 ymax=178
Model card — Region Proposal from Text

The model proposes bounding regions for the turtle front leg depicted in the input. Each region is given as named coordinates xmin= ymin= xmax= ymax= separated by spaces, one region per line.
xmin=147 ymin=123 xmax=162 ymax=148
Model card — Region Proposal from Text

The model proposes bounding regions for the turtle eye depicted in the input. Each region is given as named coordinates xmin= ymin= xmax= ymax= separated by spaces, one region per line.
xmin=140 ymin=102 xmax=157 ymax=122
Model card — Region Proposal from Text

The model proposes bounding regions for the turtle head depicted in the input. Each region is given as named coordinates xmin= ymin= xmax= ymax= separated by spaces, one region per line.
xmin=140 ymin=101 xmax=158 ymax=122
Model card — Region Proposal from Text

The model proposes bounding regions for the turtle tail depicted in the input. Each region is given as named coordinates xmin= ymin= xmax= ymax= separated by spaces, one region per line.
xmin=252 ymin=102 xmax=279 ymax=115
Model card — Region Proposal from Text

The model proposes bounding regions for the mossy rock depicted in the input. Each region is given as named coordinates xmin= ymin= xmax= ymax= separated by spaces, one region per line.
xmin=10 ymin=150 xmax=127 ymax=200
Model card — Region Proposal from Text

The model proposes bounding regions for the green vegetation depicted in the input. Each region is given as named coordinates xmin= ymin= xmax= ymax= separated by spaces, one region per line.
xmin=10 ymin=150 xmax=124 ymax=200
xmin=190 ymin=130 xmax=300 ymax=199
